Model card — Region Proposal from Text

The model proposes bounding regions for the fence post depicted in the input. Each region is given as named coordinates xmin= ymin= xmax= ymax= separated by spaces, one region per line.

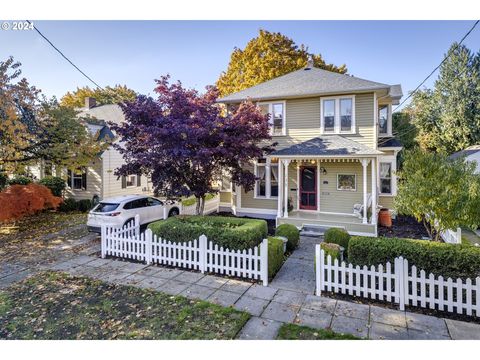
xmin=199 ymin=234 xmax=207 ymax=273
xmin=395 ymin=257 xmax=405 ymax=310
xmin=456 ymin=228 xmax=462 ymax=244
xmin=134 ymin=214 xmax=140 ymax=237
xmin=260 ymin=238 xmax=269 ymax=286
xmin=145 ymin=228 xmax=152 ymax=265
xmin=163 ymin=206 xmax=167 ymax=220
xmin=315 ymin=245 xmax=321 ymax=296
xmin=101 ymin=225 xmax=107 ymax=259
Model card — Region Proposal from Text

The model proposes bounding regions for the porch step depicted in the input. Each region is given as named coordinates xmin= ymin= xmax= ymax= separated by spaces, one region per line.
xmin=300 ymin=225 xmax=330 ymax=237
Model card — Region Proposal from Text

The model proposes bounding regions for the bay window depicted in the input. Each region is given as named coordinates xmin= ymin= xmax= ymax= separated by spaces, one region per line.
xmin=321 ymin=96 xmax=355 ymax=134
xmin=254 ymin=158 xmax=278 ymax=198
xmin=380 ymin=162 xmax=392 ymax=194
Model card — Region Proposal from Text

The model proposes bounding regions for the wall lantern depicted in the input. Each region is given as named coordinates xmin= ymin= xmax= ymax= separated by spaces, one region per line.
xmin=320 ymin=167 xmax=327 ymax=175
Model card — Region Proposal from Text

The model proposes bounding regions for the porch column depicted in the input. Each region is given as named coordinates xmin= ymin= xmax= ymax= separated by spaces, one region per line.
xmin=283 ymin=159 xmax=291 ymax=218
xmin=361 ymin=158 xmax=370 ymax=224
xmin=371 ymin=157 xmax=377 ymax=225
xmin=277 ymin=160 xmax=284 ymax=218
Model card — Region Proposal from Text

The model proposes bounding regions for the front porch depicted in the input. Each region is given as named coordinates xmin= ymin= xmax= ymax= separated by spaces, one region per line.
xmin=278 ymin=210 xmax=377 ymax=236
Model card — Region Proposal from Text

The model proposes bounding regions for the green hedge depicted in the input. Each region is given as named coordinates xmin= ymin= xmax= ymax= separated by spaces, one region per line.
xmin=267 ymin=236 xmax=284 ymax=279
xmin=7 ymin=175 xmax=32 ymax=186
xmin=320 ymin=243 xmax=342 ymax=262
xmin=58 ymin=198 xmax=93 ymax=213
xmin=348 ymin=236 xmax=480 ymax=279
xmin=324 ymin=228 xmax=351 ymax=256
xmin=275 ymin=224 xmax=300 ymax=251
xmin=148 ymin=215 xmax=268 ymax=250
xmin=38 ymin=176 xmax=66 ymax=197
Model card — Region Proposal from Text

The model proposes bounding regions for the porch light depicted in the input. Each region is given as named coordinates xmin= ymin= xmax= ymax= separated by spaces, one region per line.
xmin=320 ymin=167 xmax=327 ymax=175
xmin=310 ymin=160 xmax=315 ymax=164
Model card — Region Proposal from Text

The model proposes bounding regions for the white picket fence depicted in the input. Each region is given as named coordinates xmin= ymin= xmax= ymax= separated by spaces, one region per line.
xmin=101 ymin=216 xmax=268 ymax=285
xmin=441 ymin=227 xmax=462 ymax=244
xmin=181 ymin=195 xmax=220 ymax=216
xmin=315 ymin=247 xmax=480 ymax=317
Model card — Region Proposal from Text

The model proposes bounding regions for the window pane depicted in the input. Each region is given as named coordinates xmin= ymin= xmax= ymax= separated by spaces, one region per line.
xmin=270 ymin=164 xmax=278 ymax=197
xmin=259 ymin=104 xmax=269 ymax=116
xmin=337 ymin=174 xmax=356 ymax=191
xmin=379 ymin=105 xmax=388 ymax=134
xmin=301 ymin=168 xmax=315 ymax=191
xmin=380 ymin=163 xmax=391 ymax=178
xmin=73 ymin=177 xmax=83 ymax=190
xmin=381 ymin=179 xmax=392 ymax=194
xmin=256 ymin=164 xmax=266 ymax=197
xmin=340 ymin=98 xmax=352 ymax=131
xmin=94 ymin=203 xmax=119 ymax=213
xmin=126 ymin=175 xmax=136 ymax=187
xmin=380 ymin=162 xmax=392 ymax=194
xmin=272 ymin=103 xmax=283 ymax=135
xmin=323 ymin=99 xmax=335 ymax=132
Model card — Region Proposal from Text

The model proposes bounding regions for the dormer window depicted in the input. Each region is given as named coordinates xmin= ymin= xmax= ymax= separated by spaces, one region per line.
xmin=320 ymin=96 xmax=356 ymax=134
xmin=378 ymin=104 xmax=392 ymax=137
xmin=258 ymin=101 xmax=286 ymax=136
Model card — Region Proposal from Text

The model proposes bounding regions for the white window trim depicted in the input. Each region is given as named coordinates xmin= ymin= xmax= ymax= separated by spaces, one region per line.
xmin=254 ymin=158 xmax=278 ymax=199
xmin=125 ymin=175 xmax=137 ymax=188
xmin=378 ymin=155 xmax=397 ymax=196
xmin=320 ymin=95 xmax=356 ymax=135
xmin=68 ymin=168 xmax=86 ymax=190
xmin=257 ymin=100 xmax=286 ymax=136
xmin=336 ymin=173 xmax=357 ymax=192
xmin=378 ymin=103 xmax=393 ymax=138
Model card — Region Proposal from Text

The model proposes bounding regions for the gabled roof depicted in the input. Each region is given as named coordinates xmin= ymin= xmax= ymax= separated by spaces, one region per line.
xmin=449 ymin=145 xmax=480 ymax=160
xmin=271 ymin=135 xmax=383 ymax=157
xmin=218 ymin=67 xmax=401 ymax=103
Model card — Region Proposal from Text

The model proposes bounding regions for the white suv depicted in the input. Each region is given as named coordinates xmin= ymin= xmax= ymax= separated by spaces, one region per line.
xmin=87 ymin=194 xmax=180 ymax=233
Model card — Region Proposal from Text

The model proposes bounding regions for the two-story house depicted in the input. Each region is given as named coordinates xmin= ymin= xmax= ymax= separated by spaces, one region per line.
xmin=217 ymin=64 xmax=403 ymax=237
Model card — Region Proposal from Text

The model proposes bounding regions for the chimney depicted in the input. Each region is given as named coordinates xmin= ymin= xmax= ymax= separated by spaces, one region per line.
xmin=85 ymin=97 xmax=96 ymax=109
xmin=305 ymin=55 xmax=314 ymax=70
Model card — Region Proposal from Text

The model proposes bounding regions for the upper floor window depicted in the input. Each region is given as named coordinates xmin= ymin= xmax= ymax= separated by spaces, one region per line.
xmin=378 ymin=104 xmax=391 ymax=136
xmin=321 ymin=96 xmax=356 ymax=134
xmin=258 ymin=101 xmax=286 ymax=136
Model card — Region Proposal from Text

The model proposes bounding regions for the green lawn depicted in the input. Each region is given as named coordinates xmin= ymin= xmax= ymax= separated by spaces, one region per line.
xmin=0 ymin=271 xmax=250 ymax=340
xmin=181 ymin=193 xmax=216 ymax=207
xmin=277 ymin=323 xmax=361 ymax=340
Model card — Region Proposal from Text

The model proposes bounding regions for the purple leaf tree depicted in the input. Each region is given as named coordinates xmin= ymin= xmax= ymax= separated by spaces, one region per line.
xmin=110 ymin=75 xmax=275 ymax=215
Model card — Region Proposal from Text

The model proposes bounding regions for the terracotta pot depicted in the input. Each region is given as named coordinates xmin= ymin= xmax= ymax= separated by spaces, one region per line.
xmin=378 ymin=208 xmax=392 ymax=227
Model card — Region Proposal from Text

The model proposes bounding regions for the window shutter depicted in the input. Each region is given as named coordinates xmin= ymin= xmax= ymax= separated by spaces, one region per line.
xmin=121 ymin=176 xmax=126 ymax=189
xmin=82 ymin=169 xmax=87 ymax=190
xmin=137 ymin=175 xmax=141 ymax=187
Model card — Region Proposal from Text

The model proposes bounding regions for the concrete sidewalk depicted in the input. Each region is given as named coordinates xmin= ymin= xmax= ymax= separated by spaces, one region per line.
xmin=2 ymin=234 xmax=480 ymax=340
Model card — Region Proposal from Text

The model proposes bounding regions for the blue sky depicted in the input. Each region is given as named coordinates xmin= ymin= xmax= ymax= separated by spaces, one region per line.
xmin=1 ymin=20 xmax=479 ymax=109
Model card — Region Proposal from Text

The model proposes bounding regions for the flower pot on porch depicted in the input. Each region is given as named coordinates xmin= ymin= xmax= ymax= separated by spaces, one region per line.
xmin=378 ymin=208 xmax=392 ymax=227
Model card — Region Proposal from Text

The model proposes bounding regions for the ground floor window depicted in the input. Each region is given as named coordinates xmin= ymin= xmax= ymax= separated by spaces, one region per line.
xmin=337 ymin=174 xmax=356 ymax=191
xmin=67 ymin=168 xmax=87 ymax=190
xmin=380 ymin=162 xmax=392 ymax=194
xmin=255 ymin=158 xmax=278 ymax=198
xmin=122 ymin=174 xmax=141 ymax=188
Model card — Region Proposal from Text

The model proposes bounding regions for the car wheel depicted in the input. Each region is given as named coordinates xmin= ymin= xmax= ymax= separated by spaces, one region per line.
xmin=168 ymin=208 xmax=179 ymax=217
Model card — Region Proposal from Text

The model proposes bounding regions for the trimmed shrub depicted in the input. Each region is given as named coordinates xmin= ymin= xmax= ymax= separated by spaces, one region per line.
xmin=267 ymin=236 xmax=285 ymax=279
xmin=320 ymin=242 xmax=342 ymax=262
xmin=0 ymin=184 xmax=62 ymax=222
xmin=7 ymin=175 xmax=32 ymax=186
xmin=324 ymin=228 xmax=350 ymax=256
xmin=77 ymin=199 xmax=93 ymax=212
xmin=148 ymin=215 xmax=268 ymax=250
xmin=275 ymin=224 xmax=300 ymax=251
xmin=348 ymin=236 xmax=480 ymax=279
xmin=38 ymin=176 xmax=66 ymax=197
xmin=58 ymin=198 xmax=78 ymax=212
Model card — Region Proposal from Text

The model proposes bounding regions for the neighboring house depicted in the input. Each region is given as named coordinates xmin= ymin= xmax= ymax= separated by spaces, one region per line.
xmin=449 ymin=145 xmax=480 ymax=174
xmin=29 ymin=97 xmax=152 ymax=201
xmin=217 ymin=64 xmax=403 ymax=236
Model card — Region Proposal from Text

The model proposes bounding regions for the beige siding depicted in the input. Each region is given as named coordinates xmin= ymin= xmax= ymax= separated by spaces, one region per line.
xmin=268 ymin=93 xmax=375 ymax=150
xmin=101 ymin=146 xmax=152 ymax=199
xmin=220 ymin=191 xmax=232 ymax=203
xmin=379 ymin=196 xmax=395 ymax=210
xmin=64 ymin=158 xmax=103 ymax=200
xmin=241 ymin=187 xmax=277 ymax=209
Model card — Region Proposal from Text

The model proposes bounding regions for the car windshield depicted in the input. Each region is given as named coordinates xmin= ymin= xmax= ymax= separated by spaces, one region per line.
xmin=93 ymin=202 xmax=120 ymax=213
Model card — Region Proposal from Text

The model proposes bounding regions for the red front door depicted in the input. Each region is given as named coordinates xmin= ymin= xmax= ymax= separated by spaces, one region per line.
xmin=299 ymin=166 xmax=317 ymax=210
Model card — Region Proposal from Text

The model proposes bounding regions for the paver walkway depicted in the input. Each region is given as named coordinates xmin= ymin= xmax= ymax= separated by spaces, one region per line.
xmin=2 ymin=233 xmax=480 ymax=340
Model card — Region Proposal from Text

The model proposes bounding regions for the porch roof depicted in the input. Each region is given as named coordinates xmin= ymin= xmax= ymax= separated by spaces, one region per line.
xmin=270 ymin=135 xmax=383 ymax=157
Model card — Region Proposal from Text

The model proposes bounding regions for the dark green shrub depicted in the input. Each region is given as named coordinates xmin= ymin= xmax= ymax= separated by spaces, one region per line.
xmin=0 ymin=172 xmax=7 ymax=191
xmin=267 ymin=236 xmax=285 ymax=278
xmin=324 ymin=228 xmax=350 ymax=256
xmin=77 ymin=199 xmax=93 ymax=212
xmin=38 ymin=176 xmax=66 ymax=197
xmin=148 ymin=215 xmax=268 ymax=250
xmin=7 ymin=175 xmax=32 ymax=186
xmin=275 ymin=223 xmax=300 ymax=251
xmin=348 ymin=236 xmax=480 ymax=279
xmin=320 ymin=242 xmax=342 ymax=262
xmin=58 ymin=198 xmax=78 ymax=212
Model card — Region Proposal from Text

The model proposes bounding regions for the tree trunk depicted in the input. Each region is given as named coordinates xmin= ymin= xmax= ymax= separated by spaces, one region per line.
xmin=422 ymin=216 xmax=434 ymax=240
xmin=199 ymin=195 xmax=206 ymax=216
xmin=195 ymin=196 xmax=201 ymax=215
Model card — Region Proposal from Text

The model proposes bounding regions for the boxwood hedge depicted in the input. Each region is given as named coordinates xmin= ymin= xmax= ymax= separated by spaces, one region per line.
xmin=267 ymin=236 xmax=285 ymax=278
xmin=324 ymin=228 xmax=351 ymax=256
xmin=348 ymin=236 xmax=480 ymax=279
xmin=275 ymin=224 xmax=300 ymax=251
xmin=148 ymin=215 xmax=268 ymax=250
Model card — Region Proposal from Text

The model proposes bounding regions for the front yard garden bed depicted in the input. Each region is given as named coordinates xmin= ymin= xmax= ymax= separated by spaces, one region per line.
xmin=0 ymin=271 xmax=250 ymax=339
xmin=378 ymin=215 xmax=430 ymax=239
xmin=277 ymin=323 xmax=360 ymax=340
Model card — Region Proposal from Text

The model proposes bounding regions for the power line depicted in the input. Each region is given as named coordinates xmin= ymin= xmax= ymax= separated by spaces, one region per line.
xmin=393 ymin=20 xmax=479 ymax=112
xmin=26 ymin=20 xmax=104 ymax=90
